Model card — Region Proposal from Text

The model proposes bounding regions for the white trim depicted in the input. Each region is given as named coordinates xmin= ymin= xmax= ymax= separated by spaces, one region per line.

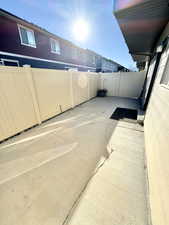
xmin=1 ymin=58 xmax=19 ymax=66
xmin=0 ymin=51 xmax=96 ymax=69
xmin=17 ymin=24 xmax=36 ymax=48
xmin=50 ymin=38 xmax=60 ymax=55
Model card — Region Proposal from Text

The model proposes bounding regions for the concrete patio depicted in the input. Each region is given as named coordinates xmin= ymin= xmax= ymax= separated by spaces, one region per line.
xmin=0 ymin=97 xmax=148 ymax=225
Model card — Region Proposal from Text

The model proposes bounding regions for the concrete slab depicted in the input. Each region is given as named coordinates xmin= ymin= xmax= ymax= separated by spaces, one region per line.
xmin=66 ymin=123 xmax=148 ymax=225
xmin=0 ymin=97 xmax=148 ymax=225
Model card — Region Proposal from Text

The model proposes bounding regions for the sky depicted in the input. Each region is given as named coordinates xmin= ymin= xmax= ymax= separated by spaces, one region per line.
xmin=0 ymin=0 xmax=136 ymax=69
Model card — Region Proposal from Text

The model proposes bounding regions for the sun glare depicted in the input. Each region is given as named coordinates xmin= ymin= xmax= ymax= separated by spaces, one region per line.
xmin=73 ymin=19 xmax=89 ymax=42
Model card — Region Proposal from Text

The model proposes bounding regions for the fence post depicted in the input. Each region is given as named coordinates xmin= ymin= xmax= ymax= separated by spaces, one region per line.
xmin=70 ymin=71 xmax=74 ymax=108
xmin=25 ymin=68 xmax=42 ymax=124
xmin=118 ymin=72 xmax=121 ymax=97
xmin=88 ymin=73 xmax=90 ymax=100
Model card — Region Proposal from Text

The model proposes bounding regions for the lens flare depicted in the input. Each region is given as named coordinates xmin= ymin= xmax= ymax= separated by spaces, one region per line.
xmin=73 ymin=19 xmax=89 ymax=42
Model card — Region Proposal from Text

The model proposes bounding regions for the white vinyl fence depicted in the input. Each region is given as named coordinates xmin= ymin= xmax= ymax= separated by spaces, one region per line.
xmin=0 ymin=67 xmax=146 ymax=142
xmin=100 ymin=71 xmax=146 ymax=98
xmin=0 ymin=67 xmax=99 ymax=142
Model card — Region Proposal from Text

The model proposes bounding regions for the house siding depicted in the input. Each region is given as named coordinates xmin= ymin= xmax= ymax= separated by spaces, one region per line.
xmin=144 ymin=22 xmax=169 ymax=225
xmin=0 ymin=15 xmax=80 ymax=65
xmin=0 ymin=15 xmax=96 ymax=70
xmin=0 ymin=54 xmax=96 ymax=71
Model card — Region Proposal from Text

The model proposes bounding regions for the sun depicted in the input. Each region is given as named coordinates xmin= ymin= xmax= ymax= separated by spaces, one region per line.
xmin=73 ymin=19 xmax=89 ymax=42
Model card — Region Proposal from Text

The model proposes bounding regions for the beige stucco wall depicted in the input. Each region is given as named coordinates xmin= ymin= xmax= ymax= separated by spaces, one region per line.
xmin=100 ymin=71 xmax=146 ymax=98
xmin=144 ymin=22 xmax=169 ymax=225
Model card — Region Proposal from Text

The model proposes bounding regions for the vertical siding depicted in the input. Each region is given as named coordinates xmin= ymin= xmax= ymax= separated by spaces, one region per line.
xmin=144 ymin=23 xmax=169 ymax=225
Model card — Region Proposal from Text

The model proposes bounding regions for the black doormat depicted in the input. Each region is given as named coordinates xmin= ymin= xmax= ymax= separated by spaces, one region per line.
xmin=110 ymin=107 xmax=138 ymax=123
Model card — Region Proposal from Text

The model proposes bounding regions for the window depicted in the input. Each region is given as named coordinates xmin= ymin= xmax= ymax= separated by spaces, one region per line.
xmin=18 ymin=25 xmax=36 ymax=48
xmin=50 ymin=38 xmax=60 ymax=54
xmin=1 ymin=59 xmax=19 ymax=67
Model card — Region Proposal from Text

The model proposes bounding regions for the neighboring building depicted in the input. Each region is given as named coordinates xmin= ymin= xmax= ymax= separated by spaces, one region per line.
xmin=86 ymin=49 xmax=129 ymax=73
xmin=101 ymin=57 xmax=130 ymax=72
xmin=85 ymin=49 xmax=102 ymax=72
xmin=101 ymin=57 xmax=118 ymax=72
xmin=0 ymin=8 xmax=125 ymax=72
xmin=0 ymin=8 xmax=95 ymax=71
